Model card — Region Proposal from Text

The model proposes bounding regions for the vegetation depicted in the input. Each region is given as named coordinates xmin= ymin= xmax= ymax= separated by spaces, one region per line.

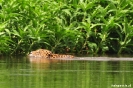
xmin=0 ymin=0 xmax=133 ymax=55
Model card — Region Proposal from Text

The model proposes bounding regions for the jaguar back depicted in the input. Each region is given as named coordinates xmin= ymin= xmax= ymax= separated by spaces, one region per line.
xmin=50 ymin=54 xmax=74 ymax=59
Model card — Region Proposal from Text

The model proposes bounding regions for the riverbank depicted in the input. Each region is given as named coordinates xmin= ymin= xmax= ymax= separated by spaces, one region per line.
xmin=1 ymin=0 xmax=133 ymax=55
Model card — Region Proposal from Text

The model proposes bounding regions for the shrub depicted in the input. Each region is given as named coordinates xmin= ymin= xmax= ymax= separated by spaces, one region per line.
xmin=0 ymin=0 xmax=133 ymax=55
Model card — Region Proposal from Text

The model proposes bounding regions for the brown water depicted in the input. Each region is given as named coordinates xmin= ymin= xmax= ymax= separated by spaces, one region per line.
xmin=0 ymin=56 xmax=133 ymax=88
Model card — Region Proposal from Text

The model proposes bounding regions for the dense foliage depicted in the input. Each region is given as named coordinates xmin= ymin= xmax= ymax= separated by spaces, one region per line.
xmin=1 ymin=0 xmax=133 ymax=55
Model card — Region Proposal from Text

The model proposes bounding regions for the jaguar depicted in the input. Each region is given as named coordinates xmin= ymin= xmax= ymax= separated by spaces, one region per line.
xmin=29 ymin=49 xmax=74 ymax=59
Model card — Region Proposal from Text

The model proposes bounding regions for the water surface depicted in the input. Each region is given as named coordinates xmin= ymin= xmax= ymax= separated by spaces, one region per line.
xmin=0 ymin=56 xmax=133 ymax=88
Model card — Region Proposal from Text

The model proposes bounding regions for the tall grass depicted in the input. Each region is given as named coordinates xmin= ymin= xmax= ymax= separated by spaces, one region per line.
xmin=0 ymin=0 xmax=133 ymax=55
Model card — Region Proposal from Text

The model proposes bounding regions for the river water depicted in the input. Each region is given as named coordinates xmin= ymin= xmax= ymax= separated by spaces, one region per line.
xmin=0 ymin=56 xmax=133 ymax=88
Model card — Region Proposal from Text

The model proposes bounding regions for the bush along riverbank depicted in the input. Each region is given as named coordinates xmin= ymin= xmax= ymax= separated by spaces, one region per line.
xmin=1 ymin=0 xmax=133 ymax=55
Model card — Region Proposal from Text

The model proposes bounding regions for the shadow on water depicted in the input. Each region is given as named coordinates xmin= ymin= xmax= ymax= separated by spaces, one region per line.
xmin=0 ymin=56 xmax=133 ymax=88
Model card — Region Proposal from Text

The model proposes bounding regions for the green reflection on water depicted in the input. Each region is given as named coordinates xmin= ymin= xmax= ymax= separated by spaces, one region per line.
xmin=0 ymin=56 xmax=133 ymax=88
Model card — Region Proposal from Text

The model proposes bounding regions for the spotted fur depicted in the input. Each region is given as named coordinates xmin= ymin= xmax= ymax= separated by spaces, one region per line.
xmin=50 ymin=54 xmax=74 ymax=59
xmin=29 ymin=49 xmax=74 ymax=59
xmin=29 ymin=49 xmax=52 ymax=58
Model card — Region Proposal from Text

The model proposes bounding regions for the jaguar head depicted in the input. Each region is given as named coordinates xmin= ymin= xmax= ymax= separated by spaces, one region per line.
xmin=29 ymin=49 xmax=52 ymax=58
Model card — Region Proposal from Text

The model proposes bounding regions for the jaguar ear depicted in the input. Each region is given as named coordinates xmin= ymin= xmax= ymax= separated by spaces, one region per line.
xmin=29 ymin=52 xmax=32 ymax=54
